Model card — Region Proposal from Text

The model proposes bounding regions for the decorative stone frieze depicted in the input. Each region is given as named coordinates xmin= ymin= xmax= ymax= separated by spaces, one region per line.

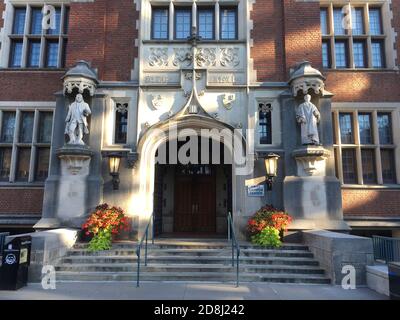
xmin=195 ymin=48 xmax=217 ymax=67
xmin=173 ymin=48 xmax=193 ymax=67
xmin=220 ymin=48 xmax=240 ymax=67
xmin=148 ymin=48 xmax=169 ymax=67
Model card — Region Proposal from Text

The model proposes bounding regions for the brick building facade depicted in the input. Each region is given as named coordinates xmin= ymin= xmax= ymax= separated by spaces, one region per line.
xmin=0 ymin=0 xmax=399 ymax=238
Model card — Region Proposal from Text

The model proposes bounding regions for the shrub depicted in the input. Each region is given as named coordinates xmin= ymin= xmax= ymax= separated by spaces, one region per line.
xmin=251 ymin=227 xmax=282 ymax=247
xmin=82 ymin=204 xmax=130 ymax=251
xmin=247 ymin=205 xmax=292 ymax=236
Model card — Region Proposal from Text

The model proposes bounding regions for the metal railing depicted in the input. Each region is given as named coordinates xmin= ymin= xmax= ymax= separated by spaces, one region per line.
xmin=136 ymin=213 xmax=154 ymax=287
xmin=0 ymin=232 xmax=9 ymax=257
xmin=372 ymin=235 xmax=400 ymax=263
xmin=227 ymin=212 xmax=240 ymax=287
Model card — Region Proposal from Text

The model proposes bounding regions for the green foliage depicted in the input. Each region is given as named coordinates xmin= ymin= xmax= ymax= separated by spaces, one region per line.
xmin=250 ymin=226 xmax=282 ymax=248
xmin=88 ymin=228 xmax=112 ymax=251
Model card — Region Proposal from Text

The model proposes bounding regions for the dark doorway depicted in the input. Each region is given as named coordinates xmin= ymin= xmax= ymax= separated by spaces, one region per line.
xmin=174 ymin=164 xmax=216 ymax=233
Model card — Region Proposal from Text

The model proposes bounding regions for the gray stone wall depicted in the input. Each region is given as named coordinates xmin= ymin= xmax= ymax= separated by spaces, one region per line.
xmin=303 ymin=230 xmax=374 ymax=285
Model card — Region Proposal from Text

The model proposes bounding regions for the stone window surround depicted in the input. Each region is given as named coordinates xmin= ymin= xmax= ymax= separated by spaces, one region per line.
xmin=320 ymin=0 xmax=398 ymax=70
xmin=0 ymin=0 xmax=70 ymax=69
xmin=332 ymin=102 xmax=400 ymax=187
xmin=0 ymin=101 xmax=55 ymax=186
xmin=254 ymin=97 xmax=281 ymax=150
xmin=143 ymin=0 xmax=244 ymax=42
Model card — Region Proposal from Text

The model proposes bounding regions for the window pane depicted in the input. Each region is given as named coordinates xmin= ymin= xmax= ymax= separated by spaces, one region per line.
xmin=0 ymin=148 xmax=12 ymax=181
xmin=16 ymin=147 xmax=31 ymax=181
xmin=352 ymin=8 xmax=364 ymax=35
xmin=358 ymin=113 xmax=372 ymax=144
xmin=371 ymin=41 xmax=385 ymax=68
xmin=1 ymin=112 xmax=16 ymax=143
xmin=19 ymin=112 xmax=34 ymax=143
xmin=333 ymin=8 xmax=346 ymax=35
xmin=322 ymin=41 xmax=331 ymax=68
xmin=353 ymin=41 xmax=366 ymax=68
xmin=342 ymin=149 xmax=357 ymax=184
xmin=259 ymin=106 xmax=272 ymax=145
xmin=335 ymin=41 xmax=348 ymax=68
xmin=30 ymin=8 xmax=43 ymax=34
xmin=13 ymin=8 xmax=26 ymax=34
xmin=381 ymin=149 xmax=396 ymax=184
xmin=115 ymin=109 xmax=128 ymax=144
xmin=220 ymin=8 xmax=237 ymax=40
xmin=377 ymin=113 xmax=392 ymax=144
xmin=369 ymin=8 xmax=382 ymax=35
xmin=28 ymin=40 xmax=41 ymax=67
xmin=35 ymin=147 xmax=50 ymax=181
xmin=38 ymin=112 xmax=53 ymax=143
xmin=152 ymin=8 xmax=168 ymax=39
xmin=320 ymin=9 xmax=329 ymax=35
xmin=45 ymin=41 xmax=59 ymax=67
xmin=64 ymin=7 xmax=70 ymax=34
xmin=198 ymin=9 xmax=214 ymax=40
xmin=339 ymin=113 xmax=353 ymax=143
xmin=175 ymin=9 xmax=191 ymax=39
xmin=47 ymin=7 xmax=61 ymax=35
xmin=361 ymin=149 xmax=376 ymax=184
xmin=9 ymin=40 xmax=23 ymax=68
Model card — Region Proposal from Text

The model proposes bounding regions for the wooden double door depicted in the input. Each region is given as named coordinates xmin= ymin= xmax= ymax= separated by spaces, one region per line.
xmin=174 ymin=165 xmax=216 ymax=233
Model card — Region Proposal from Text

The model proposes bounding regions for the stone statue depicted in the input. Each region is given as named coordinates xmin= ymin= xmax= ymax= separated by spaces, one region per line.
xmin=296 ymin=94 xmax=320 ymax=145
xmin=65 ymin=94 xmax=91 ymax=145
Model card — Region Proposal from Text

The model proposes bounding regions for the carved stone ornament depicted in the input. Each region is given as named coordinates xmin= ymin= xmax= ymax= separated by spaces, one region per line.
xmin=173 ymin=48 xmax=193 ymax=67
xmin=151 ymin=94 xmax=163 ymax=109
xmin=220 ymin=48 xmax=240 ymax=67
xmin=116 ymin=102 xmax=128 ymax=114
xmin=195 ymin=48 xmax=216 ymax=67
xmin=148 ymin=48 xmax=169 ymax=67
xmin=56 ymin=145 xmax=94 ymax=176
xmin=292 ymin=146 xmax=330 ymax=176
xmin=127 ymin=152 xmax=139 ymax=169
xmin=184 ymin=71 xmax=201 ymax=81
xmin=288 ymin=61 xmax=326 ymax=97
xmin=223 ymin=94 xmax=236 ymax=110
xmin=63 ymin=60 xmax=98 ymax=97
xmin=259 ymin=102 xmax=273 ymax=114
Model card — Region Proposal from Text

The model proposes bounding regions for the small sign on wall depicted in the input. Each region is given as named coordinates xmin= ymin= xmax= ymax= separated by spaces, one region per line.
xmin=247 ymin=185 xmax=265 ymax=197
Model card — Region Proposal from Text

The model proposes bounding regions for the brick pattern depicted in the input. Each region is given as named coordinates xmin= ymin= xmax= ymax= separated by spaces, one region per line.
xmin=0 ymin=188 xmax=44 ymax=214
xmin=0 ymin=71 xmax=63 ymax=101
xmin=66 ymin=0 xmax=138 ymax=81
xmin=342 ymin=189 xmax=400 ymax=216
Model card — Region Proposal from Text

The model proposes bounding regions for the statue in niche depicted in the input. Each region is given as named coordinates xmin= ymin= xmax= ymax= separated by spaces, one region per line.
xmin=296 ymin=94 xmax=321 ymax=145
xmin=65 ymin=93 xmax=91 ymax=145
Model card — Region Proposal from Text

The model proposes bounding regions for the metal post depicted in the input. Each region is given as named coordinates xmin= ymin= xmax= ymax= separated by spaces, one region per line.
xmin=236 ymin=250 xmax=239 ymax=288
xmin=231 ymin=240 xmax=234 ymax=267
xmin=145 ymin=230 xmax=148 ymax=266
xmin=136 ymin=249 xmax=141 ymax=287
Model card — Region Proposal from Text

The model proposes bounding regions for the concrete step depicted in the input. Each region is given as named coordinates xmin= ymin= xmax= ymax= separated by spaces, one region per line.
xmin=55 ymin=271 xmax=330 ymax=284
xmin=55 ymin=263 xmax=325 ymax=275
xmin=59 ymin=255 xmax=320 ymax=266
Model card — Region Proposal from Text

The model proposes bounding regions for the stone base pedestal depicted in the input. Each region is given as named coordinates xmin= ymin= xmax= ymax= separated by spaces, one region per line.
xmin=284 ymin=146 xmax=350 ymax=231
xmin=55 ymin=145 xmax=94 ymax=228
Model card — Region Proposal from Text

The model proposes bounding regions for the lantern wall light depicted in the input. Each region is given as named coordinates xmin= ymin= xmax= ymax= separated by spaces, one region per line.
xmin=107 ymin=152 xmax=122 ymax=190
xmin=264 ymin=153 xmax=280 ymax=191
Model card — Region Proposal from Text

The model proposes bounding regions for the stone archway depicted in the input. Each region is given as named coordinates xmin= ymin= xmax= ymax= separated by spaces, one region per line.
xmin=132 ymin=115 xmax=248 ymax=239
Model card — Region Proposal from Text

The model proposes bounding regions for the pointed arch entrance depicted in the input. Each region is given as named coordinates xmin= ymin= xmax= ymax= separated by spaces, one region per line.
xmin=135 ymin=115 xmax=244 ymax=239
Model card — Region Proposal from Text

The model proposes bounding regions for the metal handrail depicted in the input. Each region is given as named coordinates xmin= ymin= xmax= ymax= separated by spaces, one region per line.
xmin=0 ymin=232 xmax=10 ymax=257
xmin=372 ymin=235 xmax=400 ymax=264
xmin=136 ymin=213 xmax=155 ymax=287
xmin=227 ymin=212 xmax=240 ymax=287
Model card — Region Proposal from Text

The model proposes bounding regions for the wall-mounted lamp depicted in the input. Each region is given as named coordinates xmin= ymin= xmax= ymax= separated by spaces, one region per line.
xmin=108 ymin=153 xmax=122 ymax=190
xmin=264 ymin=153 xmax=280 ymax=191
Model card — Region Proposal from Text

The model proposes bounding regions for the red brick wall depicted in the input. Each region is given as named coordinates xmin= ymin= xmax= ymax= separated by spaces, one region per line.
xmin=0 ymin=188 xmax=43 ymax=214
xmin=0 ymin=71 xmax=63 ymax=101
xmin=66 ymin=0 xmax=138 ymax=81
xmin=250 ymin=0 xmax=285 ymax=82
xmin=342 ymin=189 xmax=400 ymax=216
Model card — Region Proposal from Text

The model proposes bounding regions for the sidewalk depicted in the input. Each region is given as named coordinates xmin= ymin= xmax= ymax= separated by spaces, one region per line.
xmin=0 ymin=282 xmax=388 ymax=300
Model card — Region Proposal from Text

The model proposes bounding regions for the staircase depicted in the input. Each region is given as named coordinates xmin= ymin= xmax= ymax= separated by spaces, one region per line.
xmin=55 ymin=240 xmax=331 ymax=284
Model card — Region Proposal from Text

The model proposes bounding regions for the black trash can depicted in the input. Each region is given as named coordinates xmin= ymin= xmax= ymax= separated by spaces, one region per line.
xmin=388 ymin=262 xmax=400 ymax=300
xmin=0 ymin=236 xmax=32 ymax=290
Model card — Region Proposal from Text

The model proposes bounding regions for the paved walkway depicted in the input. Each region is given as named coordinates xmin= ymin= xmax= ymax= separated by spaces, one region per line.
xmin=0 ymin=282 xmax=388 ymax=300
